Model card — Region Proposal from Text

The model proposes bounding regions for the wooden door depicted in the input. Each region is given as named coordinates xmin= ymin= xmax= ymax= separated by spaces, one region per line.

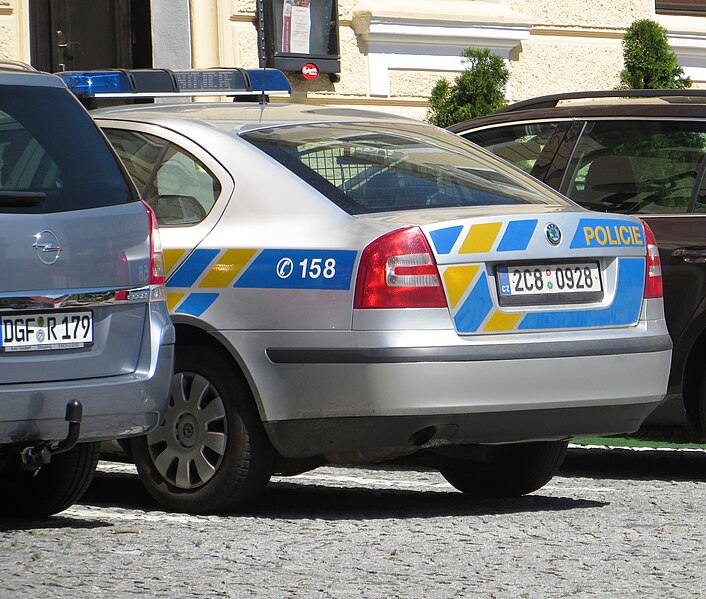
xmin=29 ymin=0 xmax=151 ymax=72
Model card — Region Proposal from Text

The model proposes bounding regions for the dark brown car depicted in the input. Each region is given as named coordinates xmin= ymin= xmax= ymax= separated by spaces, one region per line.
xmin=451 ymin=90 xmax=706 ymax=435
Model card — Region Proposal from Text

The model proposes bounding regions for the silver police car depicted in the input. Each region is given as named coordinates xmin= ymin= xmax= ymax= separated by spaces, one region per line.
xmin=0 ymin=65 xmax=174 ymax=517
xmin=69 ymin=69 xmax=671 ymax=514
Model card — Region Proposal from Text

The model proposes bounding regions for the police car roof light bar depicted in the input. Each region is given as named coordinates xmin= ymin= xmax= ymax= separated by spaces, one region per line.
xmin=57 ymin=67 xmax=291 ymax=99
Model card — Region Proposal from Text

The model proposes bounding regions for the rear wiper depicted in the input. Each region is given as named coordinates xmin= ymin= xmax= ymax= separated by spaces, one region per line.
xmin=0 ymin=191 xmax=47 ymax=207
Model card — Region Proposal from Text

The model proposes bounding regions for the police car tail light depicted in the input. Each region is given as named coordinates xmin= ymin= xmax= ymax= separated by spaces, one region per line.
xmin=642 ymin=220 xmax=662 ymax=299
xmin=354 ymin=227 xmax=446 ymax=309
xmin=143 ymin=201 xmax=167 ymax=301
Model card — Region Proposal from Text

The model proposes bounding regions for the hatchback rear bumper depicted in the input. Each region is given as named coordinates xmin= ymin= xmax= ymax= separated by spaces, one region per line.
xmin=0 ymin=312 xmax=175 ymax=445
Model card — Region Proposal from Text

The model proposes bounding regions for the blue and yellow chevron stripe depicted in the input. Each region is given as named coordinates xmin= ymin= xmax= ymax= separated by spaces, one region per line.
xmin=163 ymin=247 xmax=357 ymax=317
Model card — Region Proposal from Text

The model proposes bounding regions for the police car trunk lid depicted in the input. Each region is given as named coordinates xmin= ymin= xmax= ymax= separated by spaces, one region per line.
xmin=419 ymin=210 xmax=648 ymax=335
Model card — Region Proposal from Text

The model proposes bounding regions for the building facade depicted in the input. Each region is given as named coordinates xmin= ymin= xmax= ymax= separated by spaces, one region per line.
xmin=2 ymin=0 xmax=705 ymax=119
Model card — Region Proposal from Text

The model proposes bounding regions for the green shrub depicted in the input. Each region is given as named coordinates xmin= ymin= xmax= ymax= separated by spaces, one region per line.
xmin=620 ymin=19 xmax=691 ymax=89
xmin=426 ymin=48 xmax=509 ymax=128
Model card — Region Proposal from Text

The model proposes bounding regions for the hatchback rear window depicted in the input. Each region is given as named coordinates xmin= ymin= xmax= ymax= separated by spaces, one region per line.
xmin=241 ymin=122 xmax=562 ymax=215
xmin=0 ymin=84 xmax=132 ymax=213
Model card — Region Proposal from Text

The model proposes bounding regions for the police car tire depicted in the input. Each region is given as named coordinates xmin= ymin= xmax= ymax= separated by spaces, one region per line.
xmin=693 ymin=370 xmax=706 ymax=436
xmin=130 ymin=344 xmax=275 ymax=514
xmin=438 ymin=440 xmax=568 ymax=497
xmin=1 ymin=442 xmax=99 ymax=518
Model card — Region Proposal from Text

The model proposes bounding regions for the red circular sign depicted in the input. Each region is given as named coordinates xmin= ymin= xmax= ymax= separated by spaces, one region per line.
xmin=301 ymin=63 xmax=319 ymax=81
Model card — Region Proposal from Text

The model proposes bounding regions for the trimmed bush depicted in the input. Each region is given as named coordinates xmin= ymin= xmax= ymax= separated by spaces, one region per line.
xmin=426 ymin=48 xmax=509 ymax=128
xmin=620 ymin=19 xmax=691 ymax=89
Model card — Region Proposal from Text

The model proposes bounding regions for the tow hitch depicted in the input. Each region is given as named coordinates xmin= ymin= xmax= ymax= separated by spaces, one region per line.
xmin=20 ymin=400 xmax=83 ymax=471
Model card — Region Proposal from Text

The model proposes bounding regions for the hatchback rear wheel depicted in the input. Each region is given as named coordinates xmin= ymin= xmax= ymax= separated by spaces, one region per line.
xmin=130 ymin=344 xmax=274 ymax=514
xmin=1 ymin=442 xmax=99 ymax=518
xmin=439 ymin=440 xmax=568 ymax=497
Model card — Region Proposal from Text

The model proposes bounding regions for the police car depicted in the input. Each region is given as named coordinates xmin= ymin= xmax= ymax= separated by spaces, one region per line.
xmin=61 ymin=69 xmax=672 ymax=514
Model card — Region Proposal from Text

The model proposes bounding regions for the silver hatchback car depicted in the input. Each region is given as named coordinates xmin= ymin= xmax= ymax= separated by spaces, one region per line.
xmin=67 ymin=68 xmax=671 ymax=514
xmin=0 ymin=67 xmax=174 ymax=517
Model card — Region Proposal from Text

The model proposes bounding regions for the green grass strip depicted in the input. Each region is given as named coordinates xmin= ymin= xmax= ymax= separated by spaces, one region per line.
xmin=573 ymin=435 xmax=706 ymax=450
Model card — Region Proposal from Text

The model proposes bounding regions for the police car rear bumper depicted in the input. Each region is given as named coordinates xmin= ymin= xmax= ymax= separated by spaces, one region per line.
xmin=234 ymin=326 xmax=672 ymax=459
xmin=264 ymin=402 xmax=661 ymax=460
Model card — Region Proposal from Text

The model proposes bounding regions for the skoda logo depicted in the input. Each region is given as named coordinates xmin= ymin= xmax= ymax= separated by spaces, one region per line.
xmin=545 ymin=223 xmax=562 ymax=246
xmin=33 ymin=230 xmax=63 ymax=265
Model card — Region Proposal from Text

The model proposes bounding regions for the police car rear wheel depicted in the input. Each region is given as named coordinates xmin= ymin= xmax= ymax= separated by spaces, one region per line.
xmin=130 ymin=344 xmax=274 ymax=514
xmin=439 ymin=440 xmax=568 ymax=497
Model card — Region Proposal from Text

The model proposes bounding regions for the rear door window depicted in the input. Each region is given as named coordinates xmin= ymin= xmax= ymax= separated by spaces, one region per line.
xmin=560 ymin=120 xmax=706 ymax=214
xmin=0 ymin=85 xmax=132 ymax=213
xmin=105 ymin=128 xmax=221 ymax=226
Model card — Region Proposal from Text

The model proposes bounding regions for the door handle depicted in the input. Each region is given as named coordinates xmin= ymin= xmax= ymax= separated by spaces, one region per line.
xmin=672 ymin=247 xmax=706 ymax=263
xmin=56 ymin=30 xmax=80 ymax=71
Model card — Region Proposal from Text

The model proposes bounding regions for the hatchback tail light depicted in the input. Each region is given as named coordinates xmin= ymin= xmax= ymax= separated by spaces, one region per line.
xmin=143 ymin=200 xmax=167 ymax=302
xmin=641 ymin=220 xmax=662 ymax=299
xmin=354 ymin=226 xmax=446 ymax=309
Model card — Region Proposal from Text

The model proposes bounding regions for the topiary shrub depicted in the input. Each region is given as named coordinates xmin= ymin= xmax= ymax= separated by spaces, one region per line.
xmin=426 ymin=48 xmax=509 ymax=128
xmin=620 ymin=19 xmax=691 ymax=89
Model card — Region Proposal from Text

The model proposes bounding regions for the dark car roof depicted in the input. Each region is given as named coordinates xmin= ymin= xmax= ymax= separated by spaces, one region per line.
xmin=449 ymin=89 xmax=706 ymax=132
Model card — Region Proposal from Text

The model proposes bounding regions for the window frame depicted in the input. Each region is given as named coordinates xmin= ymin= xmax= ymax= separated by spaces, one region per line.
xmin=656 ymin=0 xmax=706 ymax=16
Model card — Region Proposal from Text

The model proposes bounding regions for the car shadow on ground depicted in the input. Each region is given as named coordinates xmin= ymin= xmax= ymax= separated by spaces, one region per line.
xmin=78 ymin=467 xmax=605 ymax=520
xmin=249 ymin=482 xmax=605 ymax=520
xmin=561 ymin=447 xmax=706 ymax=482
xmin=0 ymin=516 xmax=111 ymax=533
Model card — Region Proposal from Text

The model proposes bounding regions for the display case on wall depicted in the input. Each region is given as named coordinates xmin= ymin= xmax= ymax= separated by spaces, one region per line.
xmin=257 ymin=0 xmax=341 ymax=81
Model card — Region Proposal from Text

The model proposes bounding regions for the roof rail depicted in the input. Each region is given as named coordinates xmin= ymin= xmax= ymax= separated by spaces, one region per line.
xmin=0 ymin=60 xmax=38 ymax=72
xmin=498 ymin=89 xmax=706 ymax=113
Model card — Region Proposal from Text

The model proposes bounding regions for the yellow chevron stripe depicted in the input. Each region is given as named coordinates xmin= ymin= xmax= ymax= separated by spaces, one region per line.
xmin=164 ymin=249 xmax=186 ymax=276
xmin=442 ymin=265 xmax=479 ymax=308
xmin=484 ymin=310 xmax=522 ymax=332
xmin=199 ymin=249 xmax=257 ymax=288
xmin=459 ymin=222 xmax=502 ymax=254
xmin=166 ymin=292 xmax=185 ymax=312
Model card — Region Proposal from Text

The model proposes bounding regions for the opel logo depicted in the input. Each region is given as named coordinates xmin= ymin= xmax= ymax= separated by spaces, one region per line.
xmin=545 ymin=223 xmax=562 ymax=246
xmin=33 ymin=230 xmax=63 ymax=265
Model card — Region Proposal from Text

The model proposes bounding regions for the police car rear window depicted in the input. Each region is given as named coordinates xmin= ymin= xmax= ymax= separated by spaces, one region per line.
xmin=240 ymin=122 xmax=563 ymax=215
xmin=0 ymin=85 xmax=132 ymax=214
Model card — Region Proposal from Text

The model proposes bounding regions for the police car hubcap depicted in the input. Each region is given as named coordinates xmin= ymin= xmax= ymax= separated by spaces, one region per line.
xmin=145 ymin=371 xmax=228 ymax=490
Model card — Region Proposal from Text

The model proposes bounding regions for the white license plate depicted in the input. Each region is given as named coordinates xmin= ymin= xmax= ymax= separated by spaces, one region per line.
xmin=0 ymin=311 xmax=93 ymax=352
xmin=497 ymin=263 xmax=602 ymax=298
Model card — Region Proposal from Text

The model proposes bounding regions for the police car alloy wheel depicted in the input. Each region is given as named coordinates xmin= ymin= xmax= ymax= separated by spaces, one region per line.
xmin=130 ymin=344 xmax=274 ymax=514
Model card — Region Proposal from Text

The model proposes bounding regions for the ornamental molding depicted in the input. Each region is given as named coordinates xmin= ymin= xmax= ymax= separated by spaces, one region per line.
xmin=351 ymin=0 xmax=532 ymax=97
xmin=657 ymin=15 xmax=706 ymax=82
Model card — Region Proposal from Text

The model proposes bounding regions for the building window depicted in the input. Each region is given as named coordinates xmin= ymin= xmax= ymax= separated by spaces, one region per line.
xmin=656 ymin=0 xmax=706 ymax=15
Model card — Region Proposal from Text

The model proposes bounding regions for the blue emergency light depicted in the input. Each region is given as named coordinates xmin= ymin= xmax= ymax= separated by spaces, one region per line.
xmin=57 ymin=67 xmax=291 ymax=98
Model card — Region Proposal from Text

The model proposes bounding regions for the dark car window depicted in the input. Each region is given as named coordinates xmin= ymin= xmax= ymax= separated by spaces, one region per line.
xmin=561 ymin=120 xmax=706 ymax=214
xmin=241 ymin=122 xmax=564 ymax=215
xmin=462 ymin=122 xmax=561 ymax=174
xmin=0 ymin=86 xmax=132 ymax=213
xmin=105 ymin=128 xmax=221 ymax=226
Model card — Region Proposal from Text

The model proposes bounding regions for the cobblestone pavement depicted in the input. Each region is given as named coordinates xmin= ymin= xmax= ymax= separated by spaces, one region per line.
xmin=1 ymin=446 xmax=704 ymax=599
